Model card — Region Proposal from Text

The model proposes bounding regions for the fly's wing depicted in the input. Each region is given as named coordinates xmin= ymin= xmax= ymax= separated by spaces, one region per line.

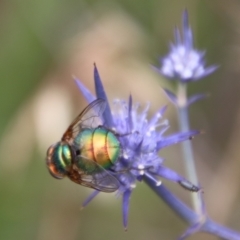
xmin=77 ymin=171 xmax=120 ymax=193
xmin=62 ymin=99 xmax=106 ymax=142
xmin=68 ymin=158 xmax=119 ymax=193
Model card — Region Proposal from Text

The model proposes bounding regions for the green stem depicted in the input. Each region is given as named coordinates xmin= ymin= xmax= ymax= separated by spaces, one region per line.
xmin=177 ymin=82 xmax=202 ymax=214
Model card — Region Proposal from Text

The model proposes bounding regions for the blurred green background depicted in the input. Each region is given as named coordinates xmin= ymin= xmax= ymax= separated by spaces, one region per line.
xmin=1 ymin=0 xmax=240 ymax=239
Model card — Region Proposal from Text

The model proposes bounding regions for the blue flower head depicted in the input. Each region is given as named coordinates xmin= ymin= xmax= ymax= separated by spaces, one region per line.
xmin=75 ymin=64 xmax=200 ymax=229
xmin=156 ymin=10 xmax=217 ymax=82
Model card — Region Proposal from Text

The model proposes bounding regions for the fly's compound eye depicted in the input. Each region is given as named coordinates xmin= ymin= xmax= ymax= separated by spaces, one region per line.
xmin=46 ymin=143 xmax=72 ymax=179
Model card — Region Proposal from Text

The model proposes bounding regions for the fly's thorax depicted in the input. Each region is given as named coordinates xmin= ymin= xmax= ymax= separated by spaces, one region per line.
xmin=46 ymin=142 xmax=73 ymax=179
xmin=74 ymin=127 xmax=121 ymax=173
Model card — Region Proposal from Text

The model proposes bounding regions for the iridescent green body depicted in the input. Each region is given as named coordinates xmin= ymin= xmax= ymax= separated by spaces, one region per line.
xmin=74 ymin=128 xmax=120 ymax=173
xmin=46 ymin=99 xmax=121 ymax=192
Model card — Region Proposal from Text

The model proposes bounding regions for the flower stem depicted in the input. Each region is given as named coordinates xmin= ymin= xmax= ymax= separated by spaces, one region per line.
xmin=177 ymin=82 xmax=202 ymax=213
xmin=144 ymin=177 xmax=240 ymax=240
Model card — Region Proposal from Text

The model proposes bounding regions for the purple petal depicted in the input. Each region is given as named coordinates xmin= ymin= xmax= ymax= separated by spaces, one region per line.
xmin=81 ymin=191 xmax=100 ymax=209
xmin=148 ymin=105 xmax=167 ymax=127
xmin=122 ymin=190 xmax=132 ymax=230
xmin=135 ymin=138 xmax=144 ymax=154
xmin=154 ymin=166 xmax=200 ymax=192
xmin=74 ymin=78 xmax=96 ymax=104
xmin=128 ymin=95 xmax=133 ymax=131
xmin=157 ymin=130 xmax=199 ymax=150
xmin=155 ymin=166 xmax=183 ymax=182
xmin=93 ymin=64 xmax=114 ymax=128
xmin=158 ymin=105 xmax=168 ymax=116
xmin=158 ymin=124 xmax=170 ymax=136
xmin=198 ymin=50 xmax=206 ymax=61
xmin=192 ymin=65 xmax=219 ymax=81
xmin=174 ymin=27 xmax=181 ymax=45
xmin=182 ymin=9 xmax=193 ymax=50
xmin=139 ymin=103 xmax=150 ymax=124
xmin=197 ymin=65 xmax=219 ymax=79
xmin=145 ymin=172 xmax=162 ymax=186
xmin=183 ymin=9 xmax=189 ymax=32
xmin=152 ymin=66 xmax=161 ymax=75
xmin=169 ymin=42 xmax=175 ymax=53
xmin=162 ymin=88 xmax=177 ymax=105
xmin=187 ymin=93 xmax=209 ymax=106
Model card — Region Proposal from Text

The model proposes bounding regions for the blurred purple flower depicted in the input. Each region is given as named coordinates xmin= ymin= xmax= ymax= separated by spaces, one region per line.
xmin=75 ymin=64 xmax=200 ymax=229
xmin=155 ymin=10 xmax=217 ymax=82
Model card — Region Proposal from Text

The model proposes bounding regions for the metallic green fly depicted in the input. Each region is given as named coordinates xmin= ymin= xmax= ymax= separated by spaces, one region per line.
xmin=46 ymin=99 xmax=121 ymax=192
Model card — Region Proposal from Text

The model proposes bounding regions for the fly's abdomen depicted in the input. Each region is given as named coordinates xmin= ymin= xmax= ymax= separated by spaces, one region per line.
xmin=92 ymin=128 xmax=120 ymax=168
xmin=105 ymin=130 xmax=120 ymax=165
xmin=92 ymin=128 xmax=109 ymax=168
